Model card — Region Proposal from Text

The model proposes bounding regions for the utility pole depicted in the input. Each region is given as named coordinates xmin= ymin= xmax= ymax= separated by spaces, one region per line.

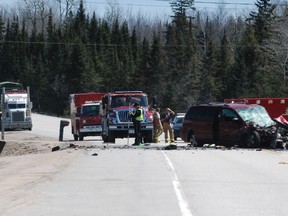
xmin=1 ymin=87 xmax=5 ymax=140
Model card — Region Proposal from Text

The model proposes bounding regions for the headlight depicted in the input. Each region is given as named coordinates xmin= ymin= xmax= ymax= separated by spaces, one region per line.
xmin=83 ymin=119 xmax=86 ymax=124
xmin=25 ymin=117 xmax=32 ymax=122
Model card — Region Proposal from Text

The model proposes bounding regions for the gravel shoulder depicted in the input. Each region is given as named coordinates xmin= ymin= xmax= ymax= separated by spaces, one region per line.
xmin=0 ymin=130 xmax=69 ymax=157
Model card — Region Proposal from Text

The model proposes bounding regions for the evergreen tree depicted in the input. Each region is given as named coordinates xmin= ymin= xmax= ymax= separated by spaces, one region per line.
xmin=170 ymin=0 xmax=195 ymax=34
xmin=233 ymin=24 xmax=258 ymax=97
xmin=1 ymin=16 xmax=21 ymax=81
xmin=131 ymin=27 xmax=138 ymax=63
xmin=248 ymin=0 xmax=276 ymax=43
xmin=119 ymin=21 xmax=133 ymax=89
xmin=0 ymin=15 xmax=5 ymax=42
xmin=147 ymin=32 xmax=167 ymax=105
xmin=199 ymin=38 xmax=219 ymax=102
xmin=73 ymin=0 xmax=88 ymax=42
xmin=96 ymin=20 xmax=112 ymax=91
xmin=0 ymin=0 xmax=287 ymax=116
xmin=18 ymin=20 xmax=30 ymax=86
xmin=0 ymin=15 xmax=6 ymax=77
xmin=88 ymin=12 xmax=98 ymax=44
xmin=134 ymin=37 xmax=150 ymax=91
xmin=217 ymin=30 xmax=234 ymax=99
xmin=65 ymin=38 xmax=96 ymax=93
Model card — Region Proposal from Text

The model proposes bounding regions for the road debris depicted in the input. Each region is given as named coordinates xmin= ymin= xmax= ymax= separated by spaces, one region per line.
xmin=52 ymin=146 xmax=60 ymax=152
xmin=164 ymin=144 xmax=177 ymax=150
xmin=278 ymin=161 xmax=288 ymax=165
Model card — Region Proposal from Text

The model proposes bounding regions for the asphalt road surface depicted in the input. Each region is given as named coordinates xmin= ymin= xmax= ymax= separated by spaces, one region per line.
xmin=1 ymin=113 xmax=288 ymax=216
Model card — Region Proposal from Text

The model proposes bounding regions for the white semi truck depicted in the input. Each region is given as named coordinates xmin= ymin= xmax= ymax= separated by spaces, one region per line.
xmin=0 ymin=81 xmax=33 ymax=130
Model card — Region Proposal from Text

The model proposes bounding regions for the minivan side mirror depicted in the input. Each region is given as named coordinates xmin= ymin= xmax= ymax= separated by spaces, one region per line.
xmin=222 ymin=116 xmax=238 ymax=122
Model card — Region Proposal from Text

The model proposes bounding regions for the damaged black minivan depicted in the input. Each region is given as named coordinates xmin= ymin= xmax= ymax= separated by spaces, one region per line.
xmin=180 ymin=103 xmax=287 ymax=148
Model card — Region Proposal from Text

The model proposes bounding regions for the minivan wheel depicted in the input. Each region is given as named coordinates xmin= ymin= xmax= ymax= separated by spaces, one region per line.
xmin=245 ymin=131 xmax=261 ymax=148
xmin=189 ymin=134 xmax=199 ymax=147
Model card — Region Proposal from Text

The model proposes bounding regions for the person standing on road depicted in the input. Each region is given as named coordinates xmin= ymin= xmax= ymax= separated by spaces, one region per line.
xmin=129 ymin=103 xmax=144 ymax=146
xmin=161 ymin=108 xmax=175 ymax=143
xmin=152 ymin=108 xmax=163 ymax=143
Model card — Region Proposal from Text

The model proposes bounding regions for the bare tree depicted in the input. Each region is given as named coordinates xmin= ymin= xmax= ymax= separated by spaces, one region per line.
xmin=261 ymin=12 xmax=288 ymax=87
xmin=104 ymin=0 xmax=122 ymax=25
xmin=54 ymin=0 xmax=79 ymax=26
xmin=19 ymin=0 xmax=50 ymax=32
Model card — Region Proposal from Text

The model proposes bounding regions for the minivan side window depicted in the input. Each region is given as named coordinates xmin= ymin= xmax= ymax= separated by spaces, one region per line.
xmin=220 ymin=108 xmax=238 ymax=122
xmin=185 ymin=106 xmax=216 ymax=121
xmin=185 ymin=107 xmax=198 ymax=120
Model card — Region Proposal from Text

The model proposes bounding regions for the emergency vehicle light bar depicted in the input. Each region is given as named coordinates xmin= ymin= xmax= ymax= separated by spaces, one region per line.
xmin=84 ymin=100 xmax=100 ymax=104
xmin=114 ymin=91 xmax=143 ymax=94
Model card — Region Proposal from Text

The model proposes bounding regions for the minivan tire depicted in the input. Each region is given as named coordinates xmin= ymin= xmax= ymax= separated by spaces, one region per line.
xmin=189 ymin=133 xmax=200 ymax=147
xmin=245 ymin=131 xmax=261 ymax=148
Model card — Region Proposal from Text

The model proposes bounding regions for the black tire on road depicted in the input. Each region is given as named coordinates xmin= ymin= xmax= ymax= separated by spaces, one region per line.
xmin=107 ymin=132 xmax=115 ymax=143
xmin=102 ymin=135 xmax=108 ymax=143
xmin=245 ymin=131 xmax=261 ymax=148
xmin=189 ymin=132 xmax=199 ymax=147
xmin=79 ymin=133 xmax=84 ymax=141
xmin=144 ymin=131 xmax=153 ymax=143
xmin=73 ymin=134 xmax=78 ymax=141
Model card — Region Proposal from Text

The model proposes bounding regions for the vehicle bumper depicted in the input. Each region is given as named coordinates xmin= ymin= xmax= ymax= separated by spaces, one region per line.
xmin=3 ymin=122 xmax=32 ymax=130
xmin=80 ymin=125 xmax=102 ymax=134
xmin=108 ymin=124 xmax=153 ymax=137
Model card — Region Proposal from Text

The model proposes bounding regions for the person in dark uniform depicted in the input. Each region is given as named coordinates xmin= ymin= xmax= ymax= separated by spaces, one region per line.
xmin=129 ymin=103 xmax=144 ymax=146
xmin=161 ymin=108 xmax=175 ymax=143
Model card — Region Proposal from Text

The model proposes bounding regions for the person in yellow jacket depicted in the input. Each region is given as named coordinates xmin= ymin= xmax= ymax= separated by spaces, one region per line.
xmin=129 ymin=103 xmax=144 ymax=146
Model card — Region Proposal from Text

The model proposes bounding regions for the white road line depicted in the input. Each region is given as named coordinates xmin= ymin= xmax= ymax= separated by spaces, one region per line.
xmin=162 ymin=151 xmax=193 ymax=216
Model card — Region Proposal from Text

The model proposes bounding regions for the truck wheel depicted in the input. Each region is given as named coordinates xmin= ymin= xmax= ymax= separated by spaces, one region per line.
xmin=79 ymin=133 xmax=84 ymax=141
xmin=245 ymin=131 xmax=261 ymax=148
xmin=144 ymin=131 xmax=153 ymax=143
xmin=102 ymin=135 xmax=108 ymax=143
xmin=108 ymin=133 xmax=115 ymax=143
xmin=73 ymin=134 xmax=79 ymax=141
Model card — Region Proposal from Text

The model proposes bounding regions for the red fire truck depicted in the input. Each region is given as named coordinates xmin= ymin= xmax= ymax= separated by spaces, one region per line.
xmin=70 ymin=92 xmax=106 ymax=141
xmin=100 ymin=91 xmax=154 ymax=143
xmin=224 ymin=98 xmax=288 ymax=121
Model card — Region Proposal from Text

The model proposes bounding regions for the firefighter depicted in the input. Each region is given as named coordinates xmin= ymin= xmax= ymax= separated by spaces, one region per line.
xmin=129 ymin=103 xmax=144 ymax=146
xmin=161 ymin=108 xmax=175 ymax=143
xmin=152 ymin=108 xmax=163 ymax=143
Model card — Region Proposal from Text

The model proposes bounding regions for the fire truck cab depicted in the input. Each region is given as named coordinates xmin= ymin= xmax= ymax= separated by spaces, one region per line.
xmin=100 ymin=91 xmax=154 ymax=143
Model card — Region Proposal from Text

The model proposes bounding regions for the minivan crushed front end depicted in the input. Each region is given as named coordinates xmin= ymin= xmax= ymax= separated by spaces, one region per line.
xmin=181 ymin=103 xmax=288 ymax=149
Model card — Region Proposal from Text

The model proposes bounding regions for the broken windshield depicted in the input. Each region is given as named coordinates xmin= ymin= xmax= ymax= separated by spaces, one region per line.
xmin=236 ymin=106 xmax=275 ymax=127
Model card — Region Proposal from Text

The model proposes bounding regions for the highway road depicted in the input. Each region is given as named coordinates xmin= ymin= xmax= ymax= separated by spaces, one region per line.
xmin=1 ymin=113 xmax=288 ymax=216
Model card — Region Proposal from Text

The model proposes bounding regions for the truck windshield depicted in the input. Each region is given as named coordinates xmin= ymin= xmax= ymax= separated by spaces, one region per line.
xmin=236 ymin=106 xmax=275 ymax=127
xmin=111 ymin=96 xmax=148 ymax=108
xmin=8 ymin=104 xmax=26 ymax=109
xmin=81 ymin=105 xmax=99 ymax=116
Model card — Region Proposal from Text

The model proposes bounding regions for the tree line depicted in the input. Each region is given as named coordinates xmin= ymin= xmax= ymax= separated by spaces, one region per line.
xmin=0 ymin=0 xmax=287 ymax=116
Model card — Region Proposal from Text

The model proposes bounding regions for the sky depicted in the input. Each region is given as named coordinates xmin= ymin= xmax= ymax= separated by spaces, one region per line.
xmin=84 ymin=0 xmax=257 ymax=18
xmin=0 ymin=0 xmax=257 ymax=18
